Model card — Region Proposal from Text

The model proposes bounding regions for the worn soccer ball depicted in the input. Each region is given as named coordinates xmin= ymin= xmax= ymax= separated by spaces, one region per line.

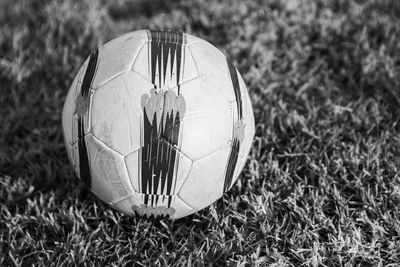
xmin=62 ymin=30 xmax=255 ymax=219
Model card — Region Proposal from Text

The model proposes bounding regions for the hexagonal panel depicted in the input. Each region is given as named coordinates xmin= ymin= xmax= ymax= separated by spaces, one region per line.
xmin=178 ymin=78 xmax=233 ymax=160
xmin=112 ymin=193 xmax=194 ymax=219
xmin=91 ymin=32 xmax=146 ymax=89
xmin=90 ymin=71 xmax=154 ymax=155
xmin=125 ymin=138 xmax=192 ymax=196
xmin=178 ymin=145 xmax=232 ymax=210
xmin=85 ymin=134 xmax=134 ymax=204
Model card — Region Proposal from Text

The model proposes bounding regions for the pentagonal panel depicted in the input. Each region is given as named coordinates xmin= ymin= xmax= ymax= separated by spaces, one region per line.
xmin=125 ymin=138 xmax=192 ymax=197
xmin=91 ymin=32 xmax=146 ymax=89
xmin=132 ymin=31 xmax=198 ymax=88
xmin=178 ymin=145 xmax=232 ymax=209
xmin=178 ymin=78 xmax=233 ymax=160
xmin=187 ymin=41 xmax=235 ymax=102
xmin=90 ymin=71 xmax=154 ymax=155
xmin=113 ymin=193 xmax=194 ymax=219
xmin=85 ymin=134 xmax=134 ymax=204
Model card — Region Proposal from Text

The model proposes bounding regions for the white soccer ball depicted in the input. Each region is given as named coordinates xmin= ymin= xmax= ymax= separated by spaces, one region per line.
xmin=62 ymin=30 xmax=255 ymax=219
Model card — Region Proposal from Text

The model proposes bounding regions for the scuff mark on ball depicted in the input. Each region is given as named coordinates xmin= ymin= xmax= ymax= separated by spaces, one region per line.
xmin=75 ymin=93 xmax=91 ymax=116
xmin=233 ymin=119 xmax=245 ymax=143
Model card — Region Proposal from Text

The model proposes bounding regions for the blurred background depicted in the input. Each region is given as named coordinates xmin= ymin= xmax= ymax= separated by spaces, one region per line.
xmin=1 ymin=0 xmax=400 ymax=265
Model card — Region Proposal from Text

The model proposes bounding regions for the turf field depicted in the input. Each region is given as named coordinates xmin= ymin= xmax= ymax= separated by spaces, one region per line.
xmin=1 ymin=0 xmax=400 ymax=266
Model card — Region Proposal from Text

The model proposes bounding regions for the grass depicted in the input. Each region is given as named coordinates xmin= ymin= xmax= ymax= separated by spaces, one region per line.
xmin=1 ymin=0 xmax=400 ymax=266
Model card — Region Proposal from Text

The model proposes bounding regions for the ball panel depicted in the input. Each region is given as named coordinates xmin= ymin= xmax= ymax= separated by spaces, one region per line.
xmin=178 ymin=145 xmax=231 ymax=209
xmin=132 ymin=30 xmax=198 ymax=89
xmin=91 ymin=72 xmax=154 ymax=155
xmin=178 ymin=79 xmax=233 ymax=160
xmin=91 ymin=33 xmax=146 ymax=89
xmin=125 ymin=139 xmax=193 ymax=200
xmin=187 ymin=41 xmax=235 ymax=102
xmin=85 ymin=134 xmax=134 ymax=203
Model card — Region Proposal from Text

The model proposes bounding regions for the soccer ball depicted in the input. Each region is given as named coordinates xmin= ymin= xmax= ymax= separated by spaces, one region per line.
xmin=62 ymin=30 xmax=255 ymax=219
